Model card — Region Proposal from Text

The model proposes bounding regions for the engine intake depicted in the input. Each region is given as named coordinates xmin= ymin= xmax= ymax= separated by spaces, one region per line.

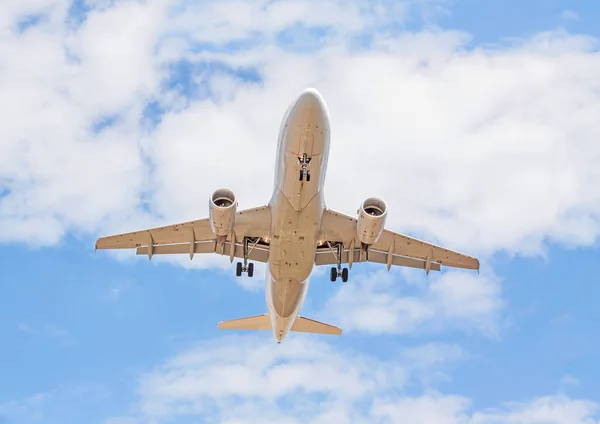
xmin=356 ymin=197 xmax=387 ymax=246
xmin=209 ymin=188 xmax=237 ymax=237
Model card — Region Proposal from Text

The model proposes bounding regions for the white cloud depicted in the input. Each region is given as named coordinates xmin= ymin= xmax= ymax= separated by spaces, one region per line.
xmin=0 ymin=0 xmax=164 ymax=246
xmin=470 ymin=395 xmax=599 ymax=424
xmin=560 ymin=9 xmax=579 ymax=21
xmin=1 ymin=0 xmax=599 ymax=258
xmin=321 ymin=269 xmax=504 ymax=336
xmin=137 ymin=336 xmax=408 ymax=419
xmin=561 ymin=375 xmax=580 ymax=388
xmin=106 ymin=335 xmax=599 ymax=424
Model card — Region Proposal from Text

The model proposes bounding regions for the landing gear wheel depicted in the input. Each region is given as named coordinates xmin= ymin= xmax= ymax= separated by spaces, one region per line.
xmin=299 ymin=170 xmax=304 ymax=181
xmin=306 ymin=171 xmax=311 ymax=182
xmin=330 ymin=267 xmax=337 ymax=282
xmin=237 ymin=237 xmax=258 ymax=277
xmin=341 ymin=267 xmax=349 ymax=283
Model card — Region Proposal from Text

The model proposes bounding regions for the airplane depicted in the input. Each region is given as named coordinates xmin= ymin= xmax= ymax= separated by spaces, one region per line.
xmin=95 ymin=87 xmax=480 ymax=343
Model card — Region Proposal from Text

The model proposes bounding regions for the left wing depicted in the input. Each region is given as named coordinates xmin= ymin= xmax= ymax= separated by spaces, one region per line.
xmin=316 ymin=209 xmax=479 ymax=273
xmin=95 ymin=206 xmax=271 ymax=262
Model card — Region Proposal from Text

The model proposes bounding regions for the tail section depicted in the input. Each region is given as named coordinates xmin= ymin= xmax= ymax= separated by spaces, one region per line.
xmin=217 ymin=314 xmax=342 ymax=336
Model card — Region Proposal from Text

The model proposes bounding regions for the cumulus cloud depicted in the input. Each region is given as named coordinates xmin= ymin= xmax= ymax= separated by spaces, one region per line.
xmin=137 ymin=336 xmax=407 ymax=418
xmin=321 ymin=268 xmax=504 ymax=336
xmin=100 ymin=335 xmax=599 ymax=424
xmin=0 ymin=0 xmax=165 ymax=245
xmin=1 ymin=0 xmax=599 ymax=258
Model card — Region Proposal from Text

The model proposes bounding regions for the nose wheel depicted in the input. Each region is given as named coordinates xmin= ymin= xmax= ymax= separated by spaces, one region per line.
xmin=299 ymin=169 xmax=311 ymax=182
xmin=298 ymin=154 xmax=311 ymax=182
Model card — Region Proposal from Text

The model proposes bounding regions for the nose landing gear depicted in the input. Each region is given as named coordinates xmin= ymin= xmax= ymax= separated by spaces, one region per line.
xmin=299 ymin=169 xmax=311 ymax=182
xmin=298 ymin=153 xmax=311 ymax=182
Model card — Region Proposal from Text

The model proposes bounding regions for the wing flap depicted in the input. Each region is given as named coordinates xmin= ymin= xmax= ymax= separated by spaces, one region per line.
xmin=135 ymin=241 xmax=270 ymax=263
xmin=314 ymin=249 xmax=441 ymax=271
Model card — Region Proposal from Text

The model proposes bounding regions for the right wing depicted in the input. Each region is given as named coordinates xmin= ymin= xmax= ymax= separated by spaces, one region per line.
xmin=316 ymin=209 xmax=479 ymax=273
xmin=95 ymin=206 xmax=271 ymax=262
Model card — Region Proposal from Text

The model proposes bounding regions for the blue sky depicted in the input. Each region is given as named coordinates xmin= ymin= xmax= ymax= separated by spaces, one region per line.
xmin=1 ymin=0 xmax=600 ymax=423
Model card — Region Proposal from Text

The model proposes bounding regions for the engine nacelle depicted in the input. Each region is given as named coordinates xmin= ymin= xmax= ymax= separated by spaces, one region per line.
xmin=209 ymin=188 xmax=237 ymax=237
xmin=356 ymin=197 xmax=387 ymax=246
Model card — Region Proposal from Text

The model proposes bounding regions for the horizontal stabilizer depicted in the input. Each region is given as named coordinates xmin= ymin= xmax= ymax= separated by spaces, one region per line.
xmin=291 ymin=316 xmax=342 ymax=335
xmin=217 ymin=314 xmax=271 ymax=331
xmin=218 ymin=315 xmax=342 ymax=336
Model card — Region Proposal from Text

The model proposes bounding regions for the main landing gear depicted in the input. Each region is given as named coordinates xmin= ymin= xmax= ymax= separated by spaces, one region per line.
xmin=330 ymin=267 xmax=348 ymax=283
xmin=299 ymin=153 xmax=311 ymax=182
xmin=327 ymin=241 xmax=349 ymax=283
xmin=236 ymin=237 xmax=257 ymax=278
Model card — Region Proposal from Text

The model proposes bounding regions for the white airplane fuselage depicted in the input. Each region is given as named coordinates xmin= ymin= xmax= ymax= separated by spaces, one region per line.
xmin=266 ymin=88 xmax=330 ymax=343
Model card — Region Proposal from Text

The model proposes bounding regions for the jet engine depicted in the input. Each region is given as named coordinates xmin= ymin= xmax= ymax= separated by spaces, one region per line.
xmin=209 ymin=188 xmax=237 ymax=237
xmin=356 ymin=197 xmax=387 ymax=246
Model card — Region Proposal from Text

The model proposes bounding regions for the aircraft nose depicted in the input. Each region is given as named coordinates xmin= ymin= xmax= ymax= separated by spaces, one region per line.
xmin=294 ymin=88 xmax=326 ymax=112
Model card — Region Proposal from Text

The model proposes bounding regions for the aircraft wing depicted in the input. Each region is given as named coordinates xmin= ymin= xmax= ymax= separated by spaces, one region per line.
xmin=316 ymin=209 xmax=479 ymax=273
xmin=95 ymin=206 xmax=271 ymax=263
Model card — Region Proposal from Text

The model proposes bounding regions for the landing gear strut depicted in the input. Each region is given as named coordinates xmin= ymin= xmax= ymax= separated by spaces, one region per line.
xmin=299 ymin=153 xmax=311 ymax=182
xmin=327 ymin=241 xmax=349 ymax=283
xmin=236 ymin=237 xmax=257 ymax=278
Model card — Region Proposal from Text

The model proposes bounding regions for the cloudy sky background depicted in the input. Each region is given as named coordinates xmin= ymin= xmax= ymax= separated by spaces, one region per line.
xmin=1 ymin=0 xmax=600 ymax=422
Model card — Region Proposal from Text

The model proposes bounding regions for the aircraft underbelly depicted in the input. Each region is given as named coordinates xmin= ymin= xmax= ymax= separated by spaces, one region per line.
xmin=265 ymin=185 xmax=324 ymax=336
xmin=265 ymin=87 xmax=331 ymax=342
xmin=266 ymin=275 xmax=308 ymax=319
xmin=268 ymin=190 xmax=322 ymax=283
